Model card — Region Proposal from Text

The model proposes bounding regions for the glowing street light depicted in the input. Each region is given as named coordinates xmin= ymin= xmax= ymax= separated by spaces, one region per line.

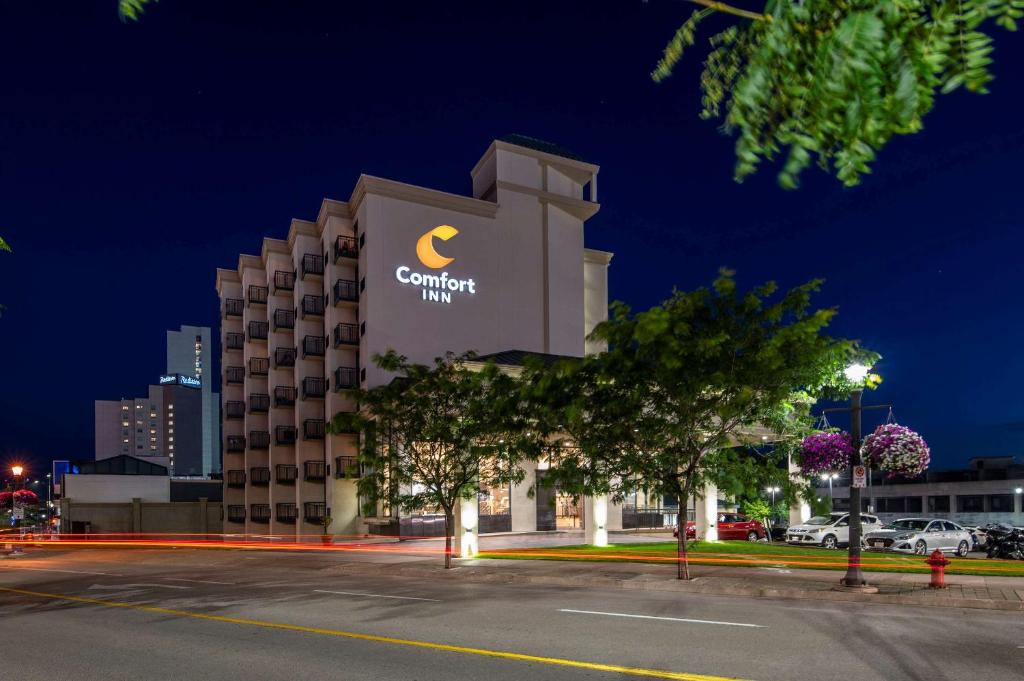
xmin=1015 ymin=487 xmax=1023 ymax=495
xmin=820 ymin=472 xmax=839 ymax=498
xmin=11 ymin=464 xmax=24 ymax=477
xmin=765 ymin=486 xmax=780 ymax=505
xmin=844 ymin=363 xmax=870 ymax=383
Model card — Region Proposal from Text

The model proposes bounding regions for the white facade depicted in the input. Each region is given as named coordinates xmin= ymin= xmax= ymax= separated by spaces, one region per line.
xmin=216 ymin=136 xmax=611 ymax=538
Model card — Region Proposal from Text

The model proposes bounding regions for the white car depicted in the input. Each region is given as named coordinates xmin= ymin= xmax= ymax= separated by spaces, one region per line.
xmin=864 ymin=518 xmax=973 ymax=556
xmin=786 ymin=512 xmax=882 ymax=549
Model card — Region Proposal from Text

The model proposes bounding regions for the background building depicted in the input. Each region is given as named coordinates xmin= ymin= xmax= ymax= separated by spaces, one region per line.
xmin=216 ymin=135 xmax=611 ymax=538
xmin=167 ymin=325 xmax=220 ymax=474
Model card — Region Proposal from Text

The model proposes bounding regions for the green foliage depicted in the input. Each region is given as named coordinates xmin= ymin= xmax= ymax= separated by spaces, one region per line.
xmin=0 ymin=236 xmax=9 ymax=253
xmin=653 ymin=1 xmax=1023 ymax=187
xmin=329 ymin=350 xmax=541 ymax=566
xmin=740 ymin=497 xmax=773 ymax=523
xmin=118 ymin=0 xmax=155 ymax=21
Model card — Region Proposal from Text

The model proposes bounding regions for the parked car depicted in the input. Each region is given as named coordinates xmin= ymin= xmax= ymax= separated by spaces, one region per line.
xmin=716 ymin=513 xmax=767 ymax=541
xmin=768 ymin=520 xmax=789 ymax=542
xmin=786 ymin=512 xmax=882 ymax=549
xmin=672 ymin=520 xmax=697 ymax=540
xmin=863 ymin=518 xmax=972 ymax=556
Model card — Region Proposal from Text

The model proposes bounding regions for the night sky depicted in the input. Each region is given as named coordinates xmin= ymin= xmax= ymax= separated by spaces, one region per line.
xmin=2 ymin=1 xmax=1022 ymax=477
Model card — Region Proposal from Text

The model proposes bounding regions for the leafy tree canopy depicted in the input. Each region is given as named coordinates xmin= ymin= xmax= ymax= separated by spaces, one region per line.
xmin=654 ymin=1 xmax=1022 ymax=188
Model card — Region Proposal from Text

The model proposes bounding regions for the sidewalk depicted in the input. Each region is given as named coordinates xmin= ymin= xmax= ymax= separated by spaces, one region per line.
xmin=324 ymin=553 xmax=1024 ymax=612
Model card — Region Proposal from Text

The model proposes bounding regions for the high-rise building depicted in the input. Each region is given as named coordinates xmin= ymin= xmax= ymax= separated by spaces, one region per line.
xmin=215 ymin=136 xmax=611 ymax=538
xmin=94 ymin=325 xmax=221 ymax=476
xmin=167 ymin=325 xmax=220 ymax=474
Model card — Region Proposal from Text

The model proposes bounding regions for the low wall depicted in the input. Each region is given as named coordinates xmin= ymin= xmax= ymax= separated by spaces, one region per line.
xmin=60 ymin=497 xmax=223 ymax=535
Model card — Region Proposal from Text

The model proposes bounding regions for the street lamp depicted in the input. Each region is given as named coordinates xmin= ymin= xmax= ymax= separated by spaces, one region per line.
xmin=766 ymin=486 xmax=780 ymax=505
xmin=843 ymin=363 xmax=869 ymax=589
xmin=1015 ymin=487 xmax=1023 ymax=495
xmin=820 ymin=473 xmax=838 ymax=498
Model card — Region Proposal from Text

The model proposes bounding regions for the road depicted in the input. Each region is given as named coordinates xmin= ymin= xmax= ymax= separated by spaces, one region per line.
xmin=1 ymin=546 xmax=1022 ymax=681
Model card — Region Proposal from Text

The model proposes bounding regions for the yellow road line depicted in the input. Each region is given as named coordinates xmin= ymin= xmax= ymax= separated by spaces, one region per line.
xmin=0 ymin=586 xmax=749 ymax=681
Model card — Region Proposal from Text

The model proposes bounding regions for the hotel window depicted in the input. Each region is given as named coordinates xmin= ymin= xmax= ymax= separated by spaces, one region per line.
xmin=956 ymin=495 xmax=984 ymax=513
xmin=989 ymin=494 xmax=1014 ymax=512
xmin=168 ymin=420 xmax=174 ymax=426
xmin=168 ymin=436 xmax=174 ymax=442
xmin=150 ymin=445 xmax=157 ymax=451
xmin=168 ymin=428 xmax=174 ymax=434
xmin=168 ymin=404 xmax=174 ymax=410
xmin=122 ymin=438 xmax=129 ymax=444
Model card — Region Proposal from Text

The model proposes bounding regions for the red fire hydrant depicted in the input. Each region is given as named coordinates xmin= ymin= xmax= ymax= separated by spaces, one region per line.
xmin=926 ymin=549 xmax=950 ymax=589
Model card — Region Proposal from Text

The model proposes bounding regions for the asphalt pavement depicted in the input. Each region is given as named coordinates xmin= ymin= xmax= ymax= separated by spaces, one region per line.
xmin=1 ymin=546 xmax=1022 ymax=681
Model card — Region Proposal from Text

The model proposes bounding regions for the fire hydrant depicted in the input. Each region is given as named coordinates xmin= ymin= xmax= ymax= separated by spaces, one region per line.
xmin=926 ymin=549 xmax=950 ymax=589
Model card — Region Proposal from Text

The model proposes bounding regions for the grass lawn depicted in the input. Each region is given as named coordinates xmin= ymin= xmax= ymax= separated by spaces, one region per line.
xmin=478 ymin=541 xmax=1024 ymax=578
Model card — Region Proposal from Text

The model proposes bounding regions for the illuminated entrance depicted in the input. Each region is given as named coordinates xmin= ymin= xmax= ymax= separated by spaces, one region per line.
xmin=535 ymin=470 xmax=582 ymax=531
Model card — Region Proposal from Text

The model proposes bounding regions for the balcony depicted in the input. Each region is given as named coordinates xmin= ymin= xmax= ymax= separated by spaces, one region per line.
xmin=276 ymin=463 xmax=298 ymax=483
xmin=226 ymin=435 xmax=246 ymax=453
xmin=225 ymin=469 xmax=246 ymax=487
xmin=301 ymin=294 xmax=325 ymax=318
xmin=302 ymin=334 xmax=326 ymax=358
xmin=249 ymin=431 xmax=270 ymax=450
xmin=273 ymin=270 xmax=295 ymax=292
xmin=227 ymin=505 xmax=246 ymax=523
xmin=225 ymin=366 xmax=245 ymax=384
xmin=226 ymin=332 xmax=245 ymax=351
xmin=275 ymin=425 xmax=298 ymax=446
xmin=302 ymin=377 xmax=327 ymax=400
xmin=274 ymin=347 xmax=297 ymax=368
xmin=274 ymin=386 xmax=297 ymax=407
xmin=249 ymin=466 xmax=271 ymax=485
xmin=304 ymin=501 xmax=327 ymax=523
xmin=335 ymin=456 xmax=360 ymax=479
xmin=276 ymin=503 xmax=297 ymax=524
xmin=224 ymin=298 xmax=244 ymax=317
xmin=249 ymin=393 xmax=270 ymax=413
xmin=248 ymin=285 xmax=268 ymax=306
xmin=249 ymin=357 xmax=270 ymax=376
xmin=225 ymin=401 xmax=245 ymax=419
xmin=273 ymin=308 xmax=295 ymax=330
xmin=334 ymin=323 xmax=359 ymax=347
xmin=304 ymin=419 xmax=326 ymax=440
xmin=248 ymin=320 xmax=269 ymax=341
xmin=251 ymin=504 xmax=271 ymax=523
xmin=334 ymin=367 xmax=359 ymax=391
xmin=334 ymin=235 xmax=358 ymax=262
xmin=333 ymin=279 xmax=358 ymax=305
xmin=301 ymin=253 xmax=324 ymax=279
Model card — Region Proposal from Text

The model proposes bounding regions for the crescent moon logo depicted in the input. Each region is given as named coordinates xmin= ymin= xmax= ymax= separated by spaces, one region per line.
xmin=416 ymin=225 xmax=459 ymax=269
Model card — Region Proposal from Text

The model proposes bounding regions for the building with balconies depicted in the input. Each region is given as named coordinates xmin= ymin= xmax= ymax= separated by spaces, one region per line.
xmin=215 ymin=135 xmax=612 ymax=539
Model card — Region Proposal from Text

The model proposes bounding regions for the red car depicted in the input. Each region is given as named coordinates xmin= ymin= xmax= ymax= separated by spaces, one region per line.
xmin=672 ymin=514 xmax=766 ymax=541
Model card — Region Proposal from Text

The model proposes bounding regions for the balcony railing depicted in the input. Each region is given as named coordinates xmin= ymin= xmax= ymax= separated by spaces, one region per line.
xmin=227 ymin=505 xmax=246 ymax=523
xmin=275 ymin=347 xmax=296 ymax=368
xmin=334 ymin=235 xmax=358 ymax=261
xmin=304 ymin=419 xmax=326 ymax=440
xmin=224 ymin=298 xmax=244 ymax=317
xmin=226 ymin=435 xmax=246 ymax=452
xmin=249 ymin=357 xmax=269 ymax=376
xmin=274 ymin=386 xmax=297 ymax=407
xmin=302 ymin=377 xmax=327 ymax=399
xmin=302 ymin=335 xmax=326 ymax=357
xmin=304 ymin=501 xmax=327 ymax=523
xmin=334 ymin=279 xmax=358 ymax=304
xmin=301 ymin=295 xmax=325 ymax=318
xmin=225 ymin=401 xmax=245 ymax=419
xmin=249 ymin=466 xmax=271 ymax=485
xmin=273 ymin=270 xmax=295 ymax=292
xmin=226 ymin=332 xmax=244 ymax=351
xmin=273 ymin=308 xmax=295 ymax=330
xmin=251 ymin=504 xmax=271 ymax=523
xmin=248 ymin=285 xmax=268 ymax=305
xmin=248 ymin=320 xmax=269 ymax=341
xmin=249 ymin=393 xmax=270 ymax=413
xmin=276 ymin=503 xmax=297 ymax=523
xmin=225 ymin=366 xmax=245 ymax=384
xmin=275 ymin=425 xmax=298 ymax=446
xmin=301 ymin=253 xmax=324 ymax=278
xmin=225 ymin=469 xmax=246 ymax=487
xmin=335 ymin=456 xmax=360 ymax=479
xmin=276 ymin=463 xmax=298 ymax=483
xmin=249 ymin=431 xmax=270 ymax=450
xmin=334 ymin=367 xmax=359 ymax=391
xmin=334 ymin=323 xmax=359 ymax=347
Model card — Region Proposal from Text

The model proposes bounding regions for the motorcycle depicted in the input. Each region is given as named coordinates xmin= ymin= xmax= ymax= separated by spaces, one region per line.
xmin=982 ymin=524 xmax=1024 ymax=560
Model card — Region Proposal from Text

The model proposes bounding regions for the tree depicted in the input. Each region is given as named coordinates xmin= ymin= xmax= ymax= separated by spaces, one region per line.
xmin=740 ymin=497 xmax=773 ymax=534
xmin=329 ymin=351 xmax=540 ymax=568
xmin=118 ymin=0 xmax=154 ymax=21
xmin=653 ymin=1 xmax=1022 ymax=188
xmin=529 ymin=270 xmax=862 ymax=579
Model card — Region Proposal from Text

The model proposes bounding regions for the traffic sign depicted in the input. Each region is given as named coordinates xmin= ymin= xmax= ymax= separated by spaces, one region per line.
xmin=852 ymin=465 xmax=867 ymax=489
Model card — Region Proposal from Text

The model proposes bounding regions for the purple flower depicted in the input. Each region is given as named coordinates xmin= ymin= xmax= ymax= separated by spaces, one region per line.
xmin=862 ymin=424 xmax=930 ymax=478
xmin=799 ymin=431 xmax=854 ymax=476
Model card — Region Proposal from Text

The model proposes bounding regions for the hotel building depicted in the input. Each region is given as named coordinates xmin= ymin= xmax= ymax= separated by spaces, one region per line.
xmin=215 ymin=135 xmax=613 ymax=539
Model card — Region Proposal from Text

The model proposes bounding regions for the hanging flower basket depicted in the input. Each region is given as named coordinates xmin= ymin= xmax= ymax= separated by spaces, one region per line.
xmin=862 ymin=424 xmax=930 ymax=478
xmin=798 ymin=431 xmax=854 ymax=476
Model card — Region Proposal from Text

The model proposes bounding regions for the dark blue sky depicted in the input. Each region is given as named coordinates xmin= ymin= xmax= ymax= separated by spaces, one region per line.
xmin=2 ymin=1 xmax=1022 ymax=476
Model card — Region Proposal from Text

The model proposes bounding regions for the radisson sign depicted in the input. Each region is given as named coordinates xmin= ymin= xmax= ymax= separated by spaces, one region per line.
xmin=394 ymin=225 xmax=476 ymax=305
xmin=159 ymin=373 xmax=201 ymax=389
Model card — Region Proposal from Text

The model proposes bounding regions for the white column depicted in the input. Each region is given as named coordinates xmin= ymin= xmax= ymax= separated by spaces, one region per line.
xmin=453 ymin=496 xmax=479 ymax=558
xmin=696 ymin=483 xmax=718 ymax=541
xmin=787 ymin=454 xmax=811 ymax=525
xmin=510 ymin=460 xmax=537 ymax=532
xmin=584 ymin=494 xmax=609 ymax=547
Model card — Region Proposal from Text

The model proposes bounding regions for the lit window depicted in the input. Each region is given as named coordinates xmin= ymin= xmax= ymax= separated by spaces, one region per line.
xmin=168 ymin=436 xmax=174 ymax=442
xmin=168 ymin=428 xmax=174 ymax=434
xmin=150 ymin=429 xmax=156 ymax=434
xmin=168 ymin=420 xmax=174 ymax=426
xmin=122 ymin=438 xmax=129 ymax=444
xmin=150 ymin=445 xmax=157 ymax=450
xmin=136 ymin=405 xmax=142 ymax=409
xmin=169 ymin=444 xmax=174 ymax=450
xmin=168 ymin=404 xmax=174 ymax=410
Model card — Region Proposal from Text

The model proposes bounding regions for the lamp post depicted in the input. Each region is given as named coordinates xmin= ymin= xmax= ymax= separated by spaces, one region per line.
xmin=766 ymin=486 xmax=780 ymax=506
xmin=820 ymin=473 xmax=838 ymax=499
xmin=10 ymin=465 xmax=24 ymax=554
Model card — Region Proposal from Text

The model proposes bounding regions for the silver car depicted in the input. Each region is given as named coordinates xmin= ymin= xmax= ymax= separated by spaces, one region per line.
xmin=863 ymin=518 xmax=972 ymax=556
